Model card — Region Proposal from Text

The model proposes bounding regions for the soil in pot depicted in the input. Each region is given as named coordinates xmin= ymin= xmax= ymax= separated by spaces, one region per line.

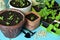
xmin=33 ymin=5 xmax=43 ymax=12
xmin=0 ymin=11 xmax=23 ymax=26
xmin=46 ymin=1 xmax=59 ymax=10
xmin=10 ymin=0 xmax=31 ymax=8
xmin=26 ymin=13 xmax=39 ymax=21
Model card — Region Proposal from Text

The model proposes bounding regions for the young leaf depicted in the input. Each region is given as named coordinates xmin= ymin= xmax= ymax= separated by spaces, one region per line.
xmin=0 ymin=16 xmax=4 ymax=20
xmin=6 ymin=22 xmax=10 ymax=25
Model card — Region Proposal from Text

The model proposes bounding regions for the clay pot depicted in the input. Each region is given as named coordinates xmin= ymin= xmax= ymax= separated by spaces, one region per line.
xmin=0 ymin=9 xmax=25 ymax=38
xmin=25 ymin=12 xmax=41 ymax=30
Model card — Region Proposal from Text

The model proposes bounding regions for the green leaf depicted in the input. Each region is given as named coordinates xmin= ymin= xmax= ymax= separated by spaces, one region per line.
xmin=54 ymin=23 xmax=59 ymax=28
xmin=0 ymin=16 xmax=4 ymax=20
xmin=56 ymin=16 xmax=60 ymax=20
xmin=6 ymin=22 xmax=10 ymax=25
xmin=15 ymin=20 xmax=19 ymax=23
xmin=47 ymin=24 xmax=54 ymax=32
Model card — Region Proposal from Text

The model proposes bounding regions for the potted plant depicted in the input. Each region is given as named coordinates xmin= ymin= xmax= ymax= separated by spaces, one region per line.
xmin=51 ymin=22 xmax=60 ymax=35
xmin=54 ymin=11 xmax=60 ymax=23
xmin=25 ymin=12 xmax=41 ymax=30
xmin=45 ymin=0 xmax=59 ymax=10
xmin=45 ymin=22 xmax=60 ymax=35
xmin=0 ymin=9 xmax=25 ymax=38
xmin=39 ymin=7 xmax=57 ymax=28
xmin=9 ymin=0 xmax=32 ymax=13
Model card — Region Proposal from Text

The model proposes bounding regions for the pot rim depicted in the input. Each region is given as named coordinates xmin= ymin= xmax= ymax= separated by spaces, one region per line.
xmin=0 ymin=9 xmax=25 ymax=29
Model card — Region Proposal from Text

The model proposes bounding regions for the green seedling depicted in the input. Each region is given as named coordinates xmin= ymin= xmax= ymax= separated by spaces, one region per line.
xmin=31 ymin=16 xmax=34 ymax=21
xmin=45 ymin=0 xmax=55 ymax=8
xmin=0 ymin=16 xmax=4 ymax=20
xmin=47 ymin=24 xmax=54 ymax=32
xmin=6 ymin=22 xmax=10 ymax=25
xmin=15 ymin=17 xmax=19 ymax=23
xmin=15 ymin=0 xmax=28 ymax=7
xmin=8 ymin=15 xmax=14 ymax=20
xmin=55 ymin=13 xmax=60 ymax=21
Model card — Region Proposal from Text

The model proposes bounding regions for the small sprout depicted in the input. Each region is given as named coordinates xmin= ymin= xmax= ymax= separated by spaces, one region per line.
xmin=13 ymin=2 xmax=15 ymax=4
xmin=17 ymin=17 xmax=19 ymax=20
xmin=47 ymin=24 xmax=54 ymax=31
xmin=56 ymin=15 xmax=60 ymax=21
xmin=6 ymin=22 xmax=10 ymax=25
xmin=0 ymin=16 xmax=4 ymax=20
xmin=9 ymin=12 xmax=12 ymax=15
xmin=8 ymin=15 xmax=14 ymax=20
xmin=54 ymin=23 xmax=59 ymax=28
xmin=45 ymin=0 xmax=54 ymax=8
xmin=15 ymin=20 xmax=19 ymax=23
xmin=31 ymin=16 xmax=34 ymax=20
xmin=44 ymin=17 xmax=47 ymax=20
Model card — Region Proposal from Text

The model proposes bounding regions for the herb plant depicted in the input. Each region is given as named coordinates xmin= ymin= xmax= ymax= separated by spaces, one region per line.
xmin=0 ymin=16 xmax=4 ymax=20
xmin=39 ymin=7 xmax=50 ymax=19
xmin=45 ymin=0 xmax=55 ymax=8
xmin=55 ymin=12 xmax=60 ymax=21
xmin=36 ymin=0 xmax=45 ymax=8
xmin=14 ymin=0 xmax=28 ymax=7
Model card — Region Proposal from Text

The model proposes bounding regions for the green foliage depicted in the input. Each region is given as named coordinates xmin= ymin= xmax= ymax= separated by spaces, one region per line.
xmin=55 ymin=13 xmax=60 ymax=20
xmin=54 ymin=23 xmax=59 ymax=28
xmin=6 ymin=22 xmax=10 ymax=25
xmin=8 ymin=15 xmax=14 ymax=20
xmin=39 ymin=7 xmax=56 ymax=20
xmin=15 ymin=0 xmax=28 ymax=7
xmin=15 ymin=17 xmax=19 ymax=23
xmin=45 ymin=0 xmax=55 ymax=8
xmin=47 ymin=24 xmax=54 ymax=31
xmin=48 ymin=10 xmax=56 ymax=19
xmin=36 ymin=0 xmax=45 ymax=8
xmin=0 ymin=16 xmax=4 ymax=20
xmin=30 ymin=16 xmax=35 ymax=20
xmin=39 ymin=7 xmax=50 ymax=18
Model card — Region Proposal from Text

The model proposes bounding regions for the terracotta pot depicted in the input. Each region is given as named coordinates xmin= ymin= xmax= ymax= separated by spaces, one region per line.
xmin=25 ymin=12 xmax=41 ymax=30
xmin=0 ymin=9 xmax=25 ymax=38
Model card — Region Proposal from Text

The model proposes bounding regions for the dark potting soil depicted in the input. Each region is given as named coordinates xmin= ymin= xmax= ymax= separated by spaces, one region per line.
xmin=0 ymin=11 xmax=23 ymax=26
xmin=51 ymin=29 xmax=56 ymax=33
xmin=41 ymin=18 xmax=54 ymax=28
xmin=33 ymin=5 xmax=43 ymax=12
xmin=47 ymin=14 xmax=52 ymax=17
xmin=26 ymin=13 xmax=39 ymax=21
xmin=10 ymin=0 xmax=31 ymax=8
xmin=42 ymin=18 xmax=54 ymax=24
xmin=46 ymin=1 xmax=59 ymax=10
